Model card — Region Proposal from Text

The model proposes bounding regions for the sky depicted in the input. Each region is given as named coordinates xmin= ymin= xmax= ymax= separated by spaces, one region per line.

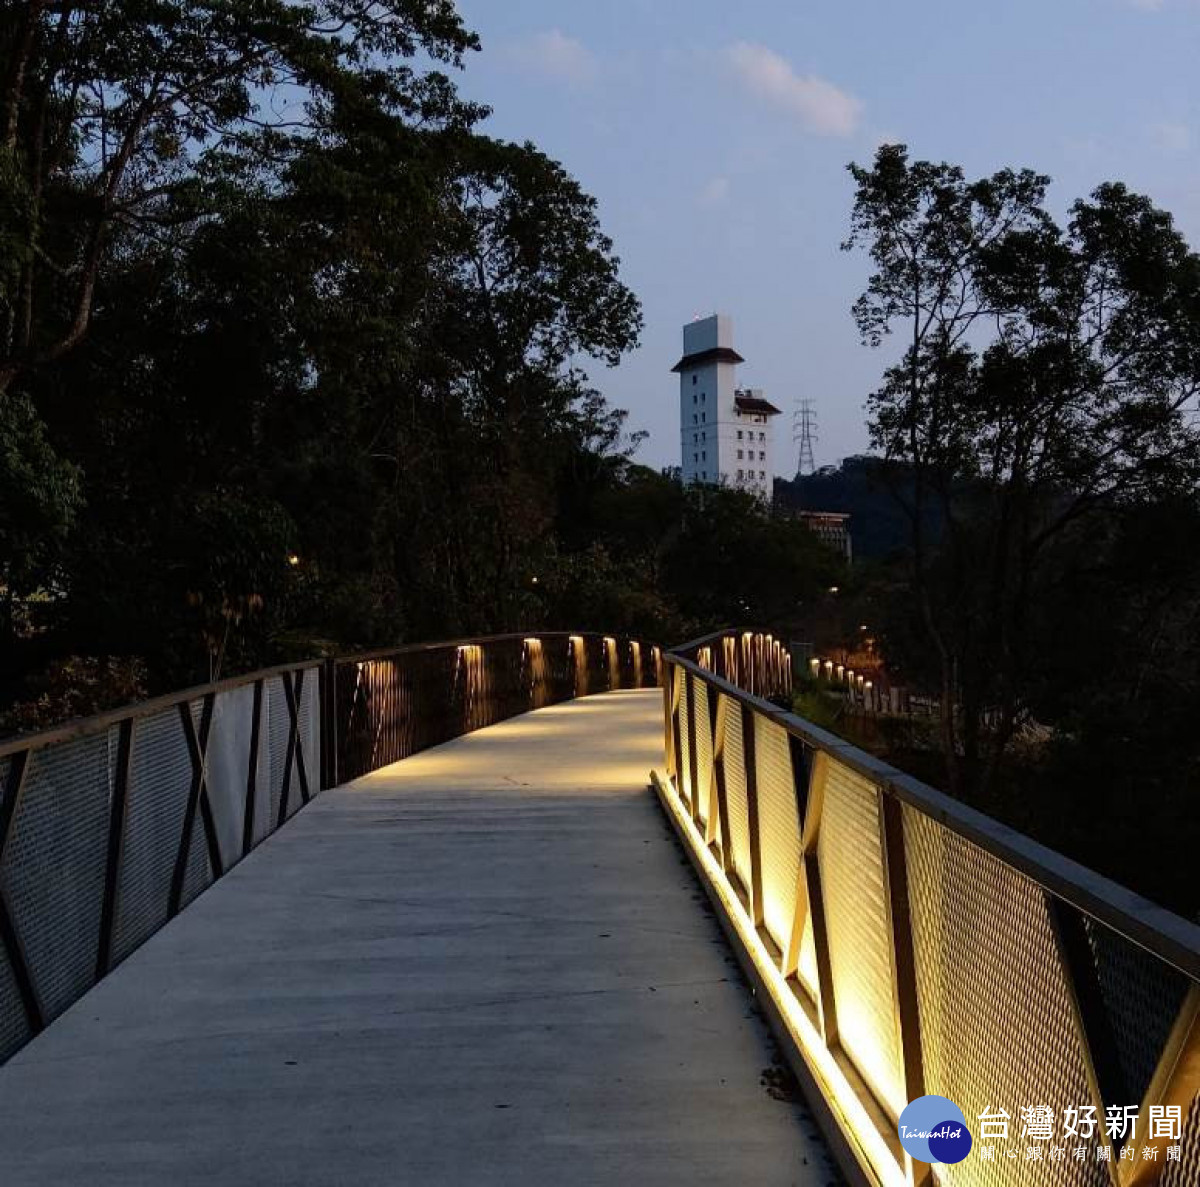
xmin=451 ymin=0 xmax=1200 ymax=475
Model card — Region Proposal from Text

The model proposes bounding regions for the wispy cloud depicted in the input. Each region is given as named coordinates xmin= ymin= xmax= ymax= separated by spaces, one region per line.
xmin=1150 ymin=120 xmax=1191 ymax=151
xmin=698 ymin=176 xmax=731 ymax=208
xmin=505 ymin=30 xmax=596 ymax=87
xmin=727 ymin=42 xmax=862 ymax=137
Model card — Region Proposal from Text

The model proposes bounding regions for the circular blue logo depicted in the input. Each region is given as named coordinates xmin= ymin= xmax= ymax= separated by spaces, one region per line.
xmin=897 ymin=1095 xmax=973 ymax=1164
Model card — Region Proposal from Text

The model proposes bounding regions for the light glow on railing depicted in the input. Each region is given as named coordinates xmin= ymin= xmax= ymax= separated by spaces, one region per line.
xmin=654 ymin=768 xmax=906 ymax=1187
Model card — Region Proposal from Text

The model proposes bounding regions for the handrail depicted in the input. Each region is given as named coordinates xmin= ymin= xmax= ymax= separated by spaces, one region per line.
xmin=669 ymin=650 xmax=1200 ymax=982
xmin=0 ymin=658 xmax=325 ymax=761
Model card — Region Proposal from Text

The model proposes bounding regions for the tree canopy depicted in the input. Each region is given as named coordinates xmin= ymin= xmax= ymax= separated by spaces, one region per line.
xmin=844 ymin=144 xmax=1200 ymax=796
xmin=0 ymin=3 xmax=842 ymax=721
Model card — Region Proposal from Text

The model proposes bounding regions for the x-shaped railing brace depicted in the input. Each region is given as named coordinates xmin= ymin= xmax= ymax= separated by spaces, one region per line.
xmin=169 ymin=694 xmax=223 ymax=919
xmin=276 ymin=669 xmax=310 ymax=829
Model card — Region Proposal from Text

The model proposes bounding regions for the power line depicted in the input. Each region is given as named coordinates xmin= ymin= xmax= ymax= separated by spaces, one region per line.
xmin=793 ymin=398 xmax=818 ymax=477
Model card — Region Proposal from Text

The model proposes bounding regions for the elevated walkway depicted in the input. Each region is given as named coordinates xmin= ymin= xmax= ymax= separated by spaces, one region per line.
xmin=0 ymin=690 xmax=835 ymax=1185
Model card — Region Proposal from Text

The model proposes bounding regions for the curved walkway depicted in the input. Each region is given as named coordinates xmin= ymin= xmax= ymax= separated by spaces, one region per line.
xmin=0 ymin=689 xmax=836 ymax=1186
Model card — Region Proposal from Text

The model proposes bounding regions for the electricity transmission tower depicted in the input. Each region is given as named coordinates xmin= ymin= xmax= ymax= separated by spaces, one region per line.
xmin=793 ymin=399 xmax=818 ymax=477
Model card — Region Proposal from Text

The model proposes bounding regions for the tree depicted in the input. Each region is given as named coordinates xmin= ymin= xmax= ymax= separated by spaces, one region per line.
xmin=0 ymin=387 xmax=80 ymax=650
xmin=0 ymin=0 xmax=480 ymax=394
xmin=844 ymin=145 xmax=1200 ymax=795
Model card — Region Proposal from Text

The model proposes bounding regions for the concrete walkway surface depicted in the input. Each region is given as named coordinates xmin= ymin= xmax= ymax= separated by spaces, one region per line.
xmin=0 ymin=689 xmax=836 ymax=1186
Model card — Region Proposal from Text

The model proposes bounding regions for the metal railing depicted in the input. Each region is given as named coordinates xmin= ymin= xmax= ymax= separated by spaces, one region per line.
xmin=671 ymin=627 xmax=792 ymax=701
xmin=332 ymin=632 xmax=660 ymax=783
xmin=656 ymin=630 xmax=1200 ymax=1187
xmin=0 ymin=631 xmax=659 ymax=1064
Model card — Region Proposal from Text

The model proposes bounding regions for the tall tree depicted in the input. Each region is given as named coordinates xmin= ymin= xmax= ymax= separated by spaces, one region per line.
xmin=0 ymin=0 xmax=480 ymax=394
xmin=845 ymin=145 xmax=1200 ymax=794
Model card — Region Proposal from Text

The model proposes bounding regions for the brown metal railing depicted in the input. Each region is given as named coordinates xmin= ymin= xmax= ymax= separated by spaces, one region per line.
xmin=0 ymin=660 xmax=322 ymax=1063
xmin=671 ymin=627 xmax=792 ymax=701
xmin=0 ymin=631 xmax=660 ymax=1065
xmin=331 ymin=632 xmax=660 ymax=783
xmin=657 ymin=634 xmax=1200 ymax=1187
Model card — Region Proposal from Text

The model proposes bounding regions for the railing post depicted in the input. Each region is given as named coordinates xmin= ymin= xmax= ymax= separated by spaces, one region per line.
xmin=879 ymin=793 xmax=931 ymax=1186
xmin=1046 ymin=894 xmax=1126 ymax=1187
xmin=670 ymin=667 xmax=684 ymax=790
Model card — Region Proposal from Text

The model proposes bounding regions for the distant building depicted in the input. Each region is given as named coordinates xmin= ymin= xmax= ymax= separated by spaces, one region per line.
xmin=672 ymin=313 xmax=781 ymax=501
xmin=795 ymin=510 xmax=852 ymax=562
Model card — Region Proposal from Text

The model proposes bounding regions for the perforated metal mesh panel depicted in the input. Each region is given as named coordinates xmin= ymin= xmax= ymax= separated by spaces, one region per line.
xmin=676 ymin=671 xmax=692 ymax=806
xmin=753 ymin=716 xmax=800 ymax=953
xmin=721 ymin=696 xmax=751 ymax=895
xmin=692 ymin=677 xmax=712 ymax=826
xmin=204 ymin=686 xmax=254 ymax=870
xmin=112 ymin=709 xmax=193 ymax=964
xmin=1082 ymin=914 xmax=1189 ymax=1105
xmin=249 ymin=686 xmax=273 ymax=849
xmin=0 ymin=758 xmax=26 ymax=1062
xmin=0 ymin=662 xmax=337 ymax=1065
xmin=903 ymin=806 xmax=1106 ymax=1187
xmin=0 ymin=944 xmax=29 ymax=1062
xmin=817 ymin=758 xmax=904 ymax=1119
xmin=0 ymin=732 xmax=114 ymax=1022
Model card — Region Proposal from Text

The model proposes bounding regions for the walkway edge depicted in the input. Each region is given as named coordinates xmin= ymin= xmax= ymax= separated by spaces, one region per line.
xmin=651 ymin=767 xmax=883 ymax=1187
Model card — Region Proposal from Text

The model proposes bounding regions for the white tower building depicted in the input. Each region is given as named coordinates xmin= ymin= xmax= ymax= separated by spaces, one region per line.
xmin=672 ymin=313 xmax=781 ymax=501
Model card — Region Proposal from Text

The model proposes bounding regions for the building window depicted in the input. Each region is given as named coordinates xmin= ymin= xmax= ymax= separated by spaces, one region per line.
xmin=701 ymin=392 xmax=706 ymax=402
xmin=702 ymin=450 xmax=706 ymax=460
xmin=759 ymin=432 xmax=765 ymax=441
xmin=759 ymin=451 xmax=765 ymax=461
xmin=692 ymin=375 xmax=697 ymax=385
xmin=759 ymin=470 xmax=765 ymax=479
xmin=737 ymin=469 xmax=744 ymax=479
xmin=692 ymin=393 xmax=697 ymax=405
xmin=693 ymin=453 xmax=698 ymax=463
xmin=737 ymin=430 xmax=743 ymax=440
xmin=737 ymin=449 xmax=743 ymax=459
xmin=693 ymin=414 xmax=697 ymax=424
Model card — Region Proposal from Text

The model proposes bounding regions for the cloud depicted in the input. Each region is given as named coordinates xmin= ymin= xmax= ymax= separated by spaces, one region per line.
xmin=727 ymin=42 xmax=862 ymax=137
xmin=505 ymin=30 xmax=596 ymax=86
xmin=698 ymin=176 xmax=731 ymax=208
xmin=1150 ymin=120 xmax=1191 ymax=151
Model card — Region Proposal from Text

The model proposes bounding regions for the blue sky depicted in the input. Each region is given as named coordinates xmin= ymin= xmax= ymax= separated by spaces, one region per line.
xmin=452 ymin=0 xmax=1200 ymax=473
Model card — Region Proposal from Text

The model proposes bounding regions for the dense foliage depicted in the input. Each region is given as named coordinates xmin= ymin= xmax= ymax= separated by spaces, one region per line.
xmin=844 ymin=144 xmax=1200 ymax=799
xmin=0 ymin=2 xmax=840 ymax=722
